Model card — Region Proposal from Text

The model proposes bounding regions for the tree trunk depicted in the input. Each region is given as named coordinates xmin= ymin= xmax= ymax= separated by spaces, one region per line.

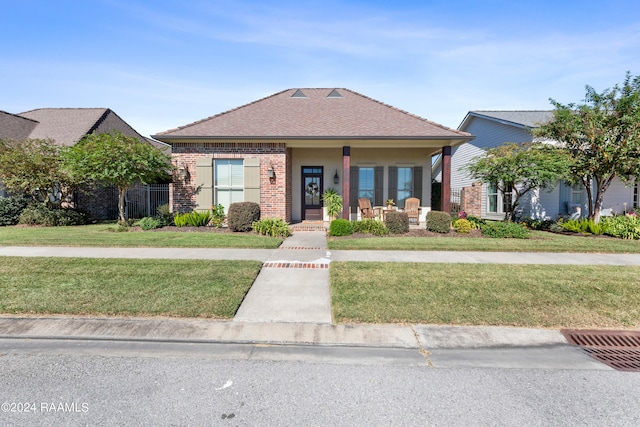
xmin=118 ymin=186 xmax=128 ymax=223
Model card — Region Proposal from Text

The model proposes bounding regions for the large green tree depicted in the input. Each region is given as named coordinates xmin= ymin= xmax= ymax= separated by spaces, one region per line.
xmin=62 ymin=132 xmax=172 ymax=222
xmin=536 ymin=72 xmax=640 ymax=221
xmin=0 ymin=138 xmax=78 ymax=206
xmin=467 ymin=142 xmax=571 ymax=221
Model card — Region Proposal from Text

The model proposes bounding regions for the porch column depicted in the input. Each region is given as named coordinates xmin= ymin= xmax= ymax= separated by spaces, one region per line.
xmin=342 ymin=146 xmax=350 ymax=219
xmin=441 ymin=146 xmax=451 ymax=214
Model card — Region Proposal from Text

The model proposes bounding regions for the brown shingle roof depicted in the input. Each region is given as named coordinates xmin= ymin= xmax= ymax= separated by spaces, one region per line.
xmin=154 ymin=88 xmax=471 ymax=140
xmin=18 ymin=108 xmax=109 ymax=146
xmin=0 ymin=110 xmax=38 ymax=141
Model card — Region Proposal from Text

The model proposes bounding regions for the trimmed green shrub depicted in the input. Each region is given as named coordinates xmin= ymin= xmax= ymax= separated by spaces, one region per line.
xmin=210 ymin=204 xmax=225 ymax=228
xmin=454 ymin=218 xmax=472 ymax=234
xmin=385 ymin=211 xmax=409 ymax=234
xmin=426 ymin=210 xmax=451 ymax=233
xmin=0 ymin=196 xmax=30 ymax=226
xmin=173 ymin=210 xmax=211 ymax=227
xmin=600 ymin=215 xmax=640 ymax=239
xmin=352 ymin=219 xmax=389 ymax=236
xmin=329 ymin=218 xmax=354 ymax=236
xmin=520 ymin=217 xmax=555 ymax=231
xmin=18 ymin=204 xmax=88 ymax=226
xmin=252 ymin=217 xmax=292 ymax=238
xmin=228 ymin=202 xmax=260 ymax=232
xmin=136 ymin=216 xmax=162 ymax=230
xmin=156 ymin=203 xmax=174 ymax=226
xmin=481 ymin=221 xmax=530 ymax=239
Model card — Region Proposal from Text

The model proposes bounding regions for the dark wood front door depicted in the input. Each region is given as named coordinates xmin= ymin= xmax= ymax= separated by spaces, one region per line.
xmin=302 ymin=166 xmax=323 ymax=221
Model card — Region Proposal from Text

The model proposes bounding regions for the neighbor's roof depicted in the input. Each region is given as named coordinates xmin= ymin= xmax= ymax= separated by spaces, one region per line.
xmin=0 ymin=110 xmax=38 ymax=141
xmin=18 ymin=108 xmax=110 ymax=146
xmin=154 ymin=88 xmax=472 ymax=140
xmin=460 ymin=110 xmax=554 ymax=130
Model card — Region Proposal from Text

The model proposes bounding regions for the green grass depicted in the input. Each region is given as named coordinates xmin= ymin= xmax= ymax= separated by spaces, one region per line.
xmin=0 ymin=224 xmax=283 ymax=248
xmin=331 ymin=262 xmax=640 ymax=329
xmin=0 ymin=257 xmax=262 ymax=318
xmin=328 ymin=231 xmax=640 ymax=253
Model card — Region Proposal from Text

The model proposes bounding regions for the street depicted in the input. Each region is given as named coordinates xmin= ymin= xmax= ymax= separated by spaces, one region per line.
xmin=1 ymin=338 xmax=639 ymax=426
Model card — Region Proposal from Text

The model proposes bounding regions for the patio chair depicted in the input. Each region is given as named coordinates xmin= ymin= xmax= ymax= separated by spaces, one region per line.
xmin=404 ymin=197 xmax=421 ymax=225
xmin=358 ymin=198 xmax=380 ymax=220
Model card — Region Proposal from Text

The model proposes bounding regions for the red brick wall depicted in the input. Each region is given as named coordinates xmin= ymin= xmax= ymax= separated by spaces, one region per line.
xmin=461 ymin=182 xmax=482 ymax=217
xmin=171 ymin=142 xmax=291 ymax=221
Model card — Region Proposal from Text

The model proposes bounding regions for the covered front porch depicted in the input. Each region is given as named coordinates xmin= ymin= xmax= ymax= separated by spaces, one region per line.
xmin=289 ymin=141 xmax=455 ymax=223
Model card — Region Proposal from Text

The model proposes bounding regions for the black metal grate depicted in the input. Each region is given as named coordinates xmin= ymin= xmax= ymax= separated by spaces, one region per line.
xmin=562 ymin=329 xmax=640 ymax=372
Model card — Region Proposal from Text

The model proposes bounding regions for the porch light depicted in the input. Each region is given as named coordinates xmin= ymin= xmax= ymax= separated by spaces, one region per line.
xmin=178 ymin=162 xmax=189 ymax=180
xmin=334 ymin=170 xmax=339 ymax=185
xmin=267 ymin=165 xmax=275 ymax=179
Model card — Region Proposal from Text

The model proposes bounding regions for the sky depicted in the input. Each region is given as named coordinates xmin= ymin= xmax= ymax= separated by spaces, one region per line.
xmin=2 ymin=0 xmax=640 ymax=138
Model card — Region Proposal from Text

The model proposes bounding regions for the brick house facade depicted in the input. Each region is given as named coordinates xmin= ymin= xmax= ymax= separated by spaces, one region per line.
xmin=154 ymin=88 xmax=474 ymax=222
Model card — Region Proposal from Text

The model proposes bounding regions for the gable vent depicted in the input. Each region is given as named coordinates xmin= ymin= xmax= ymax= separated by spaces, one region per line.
xmin=327 ymin=89 xmax=343 ymax=98
xmin=291 ymin=89 xmax=307 ymax=98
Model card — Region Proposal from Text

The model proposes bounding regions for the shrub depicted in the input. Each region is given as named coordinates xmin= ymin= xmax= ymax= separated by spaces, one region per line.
xmin=252 ymin=217 xmax=292 ymax=238
xmin=481 ymin=221 xmax=530 ymax=239
xmin=352 ymin=219 xmax=389 ymax=236
xmin=209 ymin=204 xmax=225 ymax=228
xmin=520 ymin=217 xmax=555 ymax=231
xmin=0 ymin=196 xmax=30 ymax=226
xmin=18 ymin=204 xmax=88 ymax=226
xmin=156 ymin=203 xmax=174 ymax=226
xmin=136 ymin=216 xmax=162 ymax=230
xmin=173 ymin=210 xmax=211 ymax=227
xmin=228 ymin=202 xmax=260 ymax=232
xmin=385 ymin=211 xmax=409 ymax=234
xmin=454 ymin=218 xmax=472 ymax=234
xmin=600 ymin=215 xmax=640 ymax=239
xmin=425 ymin=210 xmax=451 ymax=233
xmin=559 ymin=218 xmax=603 ymax=235
xmin=329 ymin=218 xmax=354 ymax=236
xmin=466 ymin=216 xmax=486 ymax=230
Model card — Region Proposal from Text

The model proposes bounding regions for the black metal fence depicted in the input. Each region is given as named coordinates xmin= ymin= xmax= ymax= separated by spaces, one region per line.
xmin=450 ymin=187 xmax=461 ymax=217
xmin=125 ymin=184 xmax=169 ymax=219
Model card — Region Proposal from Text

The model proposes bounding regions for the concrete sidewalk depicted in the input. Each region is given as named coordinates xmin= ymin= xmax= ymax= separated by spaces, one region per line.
xmin=1 ymin=246 xmax=639 ymax=265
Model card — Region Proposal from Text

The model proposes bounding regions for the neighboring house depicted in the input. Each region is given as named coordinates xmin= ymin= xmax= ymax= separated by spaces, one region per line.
xmin=439 ymin=110 xmax=639 ymax=220
xmin=152 ymin=88 xmax=473 ymax=222
xmin=0 ymin=108 xmax=170 ymax=218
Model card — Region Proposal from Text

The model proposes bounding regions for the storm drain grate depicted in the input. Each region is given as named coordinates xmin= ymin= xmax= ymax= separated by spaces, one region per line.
xmin=562 ymin=329 xmax=640 ymax=372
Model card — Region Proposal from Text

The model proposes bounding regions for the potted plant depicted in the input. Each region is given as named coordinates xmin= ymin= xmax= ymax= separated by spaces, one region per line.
xmin=386 ymin=198 xmax=396 ymax=210
xmin=322 ymin=189 xmax=343 ymax=220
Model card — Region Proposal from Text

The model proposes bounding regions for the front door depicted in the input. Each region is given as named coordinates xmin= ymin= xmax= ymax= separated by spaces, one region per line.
xmin=302 ymin=166 xmax=323 ymax=221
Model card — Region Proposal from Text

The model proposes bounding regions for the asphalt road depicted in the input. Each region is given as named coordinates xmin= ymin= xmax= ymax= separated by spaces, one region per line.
xmin=1 ymin=339 xmax=640 ymax=426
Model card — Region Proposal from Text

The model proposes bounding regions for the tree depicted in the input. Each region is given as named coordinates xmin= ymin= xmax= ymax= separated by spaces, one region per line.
xmin=0 ymin=138 xmax=78 ymax=206
xmin=62 ymin=132 xmax=172 ymax=223
xmin=467 ymin=142 xmax=571 ymax=221
xmin=536 ymin=72 xmax=640 ymax=221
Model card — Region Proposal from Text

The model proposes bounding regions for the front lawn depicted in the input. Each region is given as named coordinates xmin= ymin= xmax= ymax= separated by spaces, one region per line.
xmin=331 ymin=262 xmax=640 ymax=328
xmin=0 ymin=257 xmax=262 ymax=318
xmin=0 ymin=224 xmax=283 ymax=248
xmin=328 ymin=230 xmax=640 ymax=253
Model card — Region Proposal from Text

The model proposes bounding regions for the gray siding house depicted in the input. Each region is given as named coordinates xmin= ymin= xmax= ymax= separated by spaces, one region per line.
xmin=440 ymin=111 xmax=638 ymax=220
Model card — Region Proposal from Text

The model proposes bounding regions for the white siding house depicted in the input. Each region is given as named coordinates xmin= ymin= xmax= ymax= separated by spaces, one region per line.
xmin=441 ymin=111 xmax=638 ymax=220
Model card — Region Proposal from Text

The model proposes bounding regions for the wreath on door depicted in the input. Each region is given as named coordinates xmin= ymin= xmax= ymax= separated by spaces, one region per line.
xmin=306 ymin=182 xmax=319 ymax=196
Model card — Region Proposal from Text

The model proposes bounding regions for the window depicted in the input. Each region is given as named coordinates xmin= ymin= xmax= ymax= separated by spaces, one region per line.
xmin=359 ymin=167 xmax=374 ymax=202
xmin=215 ymin=159 xmax=243 ymax=212
xmin=571 ymin=184 xmax=582 ymax=205
xmin=397 ymin=167 xmax=413 ymax=208
xmin=487 ymin=183 xmax=512 ymax=214
xmin=488 ymin=183 xmax=499 ymax=213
